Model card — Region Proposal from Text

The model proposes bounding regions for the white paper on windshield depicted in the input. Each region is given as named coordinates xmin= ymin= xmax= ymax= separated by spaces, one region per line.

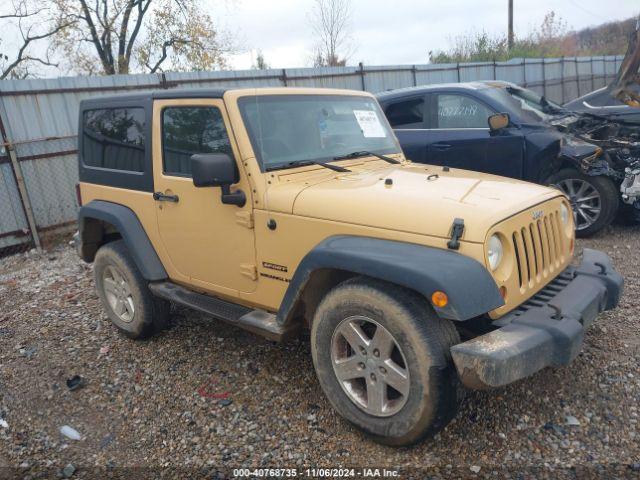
xmin=353 ymin=110 xmax=386 ymax=138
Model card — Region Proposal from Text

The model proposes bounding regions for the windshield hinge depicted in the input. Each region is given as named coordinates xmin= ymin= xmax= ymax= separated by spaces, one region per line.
xmin=236 ymin=211 xmax=254 ymax=229
xmin=240 ymin=263 xmax=258 ymax=280
xmin=447 ymin=218 xmax=465 ymax=250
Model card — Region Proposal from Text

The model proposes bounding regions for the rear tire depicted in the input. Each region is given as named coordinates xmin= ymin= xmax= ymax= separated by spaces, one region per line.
xmin=546 ymin=168 xmax=619 ymax=237
xmin=94 ymin=240 xmax=170 ymax=339
xmin=310 ymin=277 xmax=461 ymax=446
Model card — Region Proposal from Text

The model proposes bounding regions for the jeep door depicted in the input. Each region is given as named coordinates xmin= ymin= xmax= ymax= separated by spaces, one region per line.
xmin=426 ymin=92 xmax=525 ymax=178
xmin=152 ymin=98 xmax=257 ymax=294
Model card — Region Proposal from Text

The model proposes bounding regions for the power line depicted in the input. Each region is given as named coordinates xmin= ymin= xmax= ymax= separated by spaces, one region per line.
xmin=566 ymin=0 xmax=602 ymax=21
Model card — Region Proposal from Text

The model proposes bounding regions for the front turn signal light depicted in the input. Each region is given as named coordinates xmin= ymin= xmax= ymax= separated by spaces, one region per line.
xmin=431 ymin=291 xmax=448 ymax=308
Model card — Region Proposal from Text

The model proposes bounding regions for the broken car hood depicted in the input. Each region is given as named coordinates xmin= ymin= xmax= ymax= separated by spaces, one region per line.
xmin=612 ymin=18 xmax=640 ymax=107
xmin=265 ymin=163 xmax=560 ymax=243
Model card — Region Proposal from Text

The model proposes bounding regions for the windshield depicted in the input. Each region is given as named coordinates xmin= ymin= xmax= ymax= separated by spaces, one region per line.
xmin=484 ymin=86 xmax=563 ymax=123
xmin=238 ymin=94 xmax=400 ymax=171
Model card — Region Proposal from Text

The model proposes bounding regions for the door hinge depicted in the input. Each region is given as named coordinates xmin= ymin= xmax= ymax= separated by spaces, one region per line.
xmin=240 ymin=263 xmax=258 ymax=280
xmin=236 ymin=211 xmax=254 ymax=229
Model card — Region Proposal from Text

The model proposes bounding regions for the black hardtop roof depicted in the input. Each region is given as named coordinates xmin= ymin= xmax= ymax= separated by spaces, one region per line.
xmin=80 ymin=87 xmax=229 ymax=108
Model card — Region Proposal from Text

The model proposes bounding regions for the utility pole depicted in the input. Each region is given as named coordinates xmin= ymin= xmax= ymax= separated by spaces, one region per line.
xmin=508 ymin=0 xmax=514 ymax=51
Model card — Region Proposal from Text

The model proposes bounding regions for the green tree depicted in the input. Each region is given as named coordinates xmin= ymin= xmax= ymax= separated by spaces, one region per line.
xmin=429 ymin=11 xmax=632 ymax=64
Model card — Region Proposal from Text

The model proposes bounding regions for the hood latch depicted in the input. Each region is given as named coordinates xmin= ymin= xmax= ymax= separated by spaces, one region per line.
xmin=447 ymin=218 xmax=465 ymax=250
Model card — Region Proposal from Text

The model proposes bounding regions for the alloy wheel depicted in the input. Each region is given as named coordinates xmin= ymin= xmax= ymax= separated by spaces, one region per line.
xmin=331 ymin=316 xmax=410 ymax=417
xmin=555 ymin=178 xmax=602 ymax=231
xmin=102 ymin=265 xmax=135 ymax=323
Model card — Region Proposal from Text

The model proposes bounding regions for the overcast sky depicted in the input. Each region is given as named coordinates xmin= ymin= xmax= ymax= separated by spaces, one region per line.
xmin=216 ymin=0 xmax=640 ymax=69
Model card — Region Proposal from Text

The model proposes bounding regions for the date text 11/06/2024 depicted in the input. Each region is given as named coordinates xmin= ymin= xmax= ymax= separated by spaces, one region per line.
xmin=232 ymin=468 xmax=400 ymax=477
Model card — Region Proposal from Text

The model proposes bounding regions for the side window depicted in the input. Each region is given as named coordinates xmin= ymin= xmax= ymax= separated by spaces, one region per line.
xmin=82 ymin=108 xmax=145 ymax=172
xmin=436 ymin=94 xmax=494 ymax=129
xmin=162 ymin=106 xmax=232 ymax=176
xmin=385 ymin=97 xmax=425 ymax=129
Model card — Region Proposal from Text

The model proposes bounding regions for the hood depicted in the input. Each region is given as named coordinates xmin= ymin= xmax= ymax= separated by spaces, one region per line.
xmin=611 ymin=17 xmax=640 ymax=107
xmin=265 ymin=163 xmax=561 ymax=243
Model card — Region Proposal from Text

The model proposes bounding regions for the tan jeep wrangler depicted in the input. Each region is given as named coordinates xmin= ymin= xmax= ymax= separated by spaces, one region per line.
xmin=75 ymin=87 xmax=623 ymax=446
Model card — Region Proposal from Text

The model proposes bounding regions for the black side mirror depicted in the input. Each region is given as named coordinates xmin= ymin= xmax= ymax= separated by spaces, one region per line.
xmin=191 ymin=153 xmax=237 ymax=187
xmin=191 ymin=153 xmax=246 ymax=207
xmin=488 ymin=112 xmax=510 ymax=131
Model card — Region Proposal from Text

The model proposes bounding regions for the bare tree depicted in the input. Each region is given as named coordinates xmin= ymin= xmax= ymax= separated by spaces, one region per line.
xmin=0 ymin=0 xmax=69 ymax=79
xmin=308 ymin=0 xmax=354 ymax=67
xmin=51 ymin=0 xmax=234 ymax=75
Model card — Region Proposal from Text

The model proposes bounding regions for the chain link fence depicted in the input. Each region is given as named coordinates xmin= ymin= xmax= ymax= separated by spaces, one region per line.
xmin=0 ymin=135 xmax=79 ymax=255
xmin=0 ymin=55 xmax=625 ymax=257
xmin=0 ymin=148 xmax=31 ymax=256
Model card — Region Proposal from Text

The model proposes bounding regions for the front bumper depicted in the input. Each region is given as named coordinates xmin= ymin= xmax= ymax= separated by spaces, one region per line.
xmin=451 ymin=249 xmax=623 ymax=390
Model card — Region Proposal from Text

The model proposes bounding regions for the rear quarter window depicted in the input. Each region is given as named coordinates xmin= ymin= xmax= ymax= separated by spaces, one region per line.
xmin=385 ymin=97 xmax=425 ymax=129
xmin=82 ymin=108 xmax=146 ymax=172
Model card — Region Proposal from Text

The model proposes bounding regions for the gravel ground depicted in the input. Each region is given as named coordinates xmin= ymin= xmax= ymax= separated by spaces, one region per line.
xmin=0 ymin=225 xmax=639 ymax=479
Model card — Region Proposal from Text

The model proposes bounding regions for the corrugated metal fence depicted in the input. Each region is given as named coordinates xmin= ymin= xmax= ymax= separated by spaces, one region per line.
xmin=0 ymin=54 xmax=624 ymax=254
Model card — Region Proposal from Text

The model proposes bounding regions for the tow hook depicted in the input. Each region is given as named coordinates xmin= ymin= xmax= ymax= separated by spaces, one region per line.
xmin=548 ymin=303 xmax=563 ymax=320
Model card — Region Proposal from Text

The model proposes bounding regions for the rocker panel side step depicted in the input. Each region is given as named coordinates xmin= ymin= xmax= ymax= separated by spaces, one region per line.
xmin=149 ymin=282 xmax=296 ymax=342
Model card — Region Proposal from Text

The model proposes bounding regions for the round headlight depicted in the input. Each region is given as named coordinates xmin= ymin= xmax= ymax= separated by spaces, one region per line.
xmin=560 ymin=203 xmax=570 ymax=226
xmin=487 ymin=234 xmax=504 ymax=271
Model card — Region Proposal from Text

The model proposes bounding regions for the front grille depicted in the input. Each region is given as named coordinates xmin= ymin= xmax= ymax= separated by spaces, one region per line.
xmin=511 ymin=211 xmax=565 ymax=290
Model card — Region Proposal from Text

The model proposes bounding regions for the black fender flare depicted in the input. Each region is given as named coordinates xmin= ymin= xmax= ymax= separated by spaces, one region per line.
xmin=277 ymin=235 xmax=504 ymax=323
xmin=78 ymin=200 xmax=167 ymax=281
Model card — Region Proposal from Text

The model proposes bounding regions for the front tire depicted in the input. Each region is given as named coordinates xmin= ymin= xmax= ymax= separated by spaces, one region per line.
xmin=311 ymin=277 xmax=461 ymax=446
xmin=546 ymin=168 xmax=619 ymax=237
xmin=94 ymin=240 xmax=170 ymax=339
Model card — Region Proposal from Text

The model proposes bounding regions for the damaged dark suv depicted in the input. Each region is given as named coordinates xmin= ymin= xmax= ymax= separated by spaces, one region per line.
xmin=536 ymin=87 xmax=640 ymax=226
xmin=377 ymin=82 xmax=631 ymax=237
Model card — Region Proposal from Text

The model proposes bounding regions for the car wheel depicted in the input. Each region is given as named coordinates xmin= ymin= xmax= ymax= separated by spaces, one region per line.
xmin=311 ymin=277 xmax=461 ymax=446
xmin=94 ymin=240 xmax=170 ymax=339
xmin=546 ymin=168 xmax=619 ymax=237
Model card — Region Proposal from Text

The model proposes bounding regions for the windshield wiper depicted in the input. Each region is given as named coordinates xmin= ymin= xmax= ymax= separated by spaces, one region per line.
xmin=333 ymin=150 xmax=401 ymax=164
xmin=266 ymin=159 xmax=351 ymax=172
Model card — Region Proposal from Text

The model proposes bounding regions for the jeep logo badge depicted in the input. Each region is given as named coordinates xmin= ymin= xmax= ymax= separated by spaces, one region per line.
xmin=532 ymin=210 xmax=544 ymax=220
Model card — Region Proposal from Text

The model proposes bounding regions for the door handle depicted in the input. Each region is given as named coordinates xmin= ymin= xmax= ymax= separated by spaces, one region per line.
xmin=153 ymin=192 xmax=179 ymax=203
xmin=432 ymin=143 xmax=452 ymax=150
